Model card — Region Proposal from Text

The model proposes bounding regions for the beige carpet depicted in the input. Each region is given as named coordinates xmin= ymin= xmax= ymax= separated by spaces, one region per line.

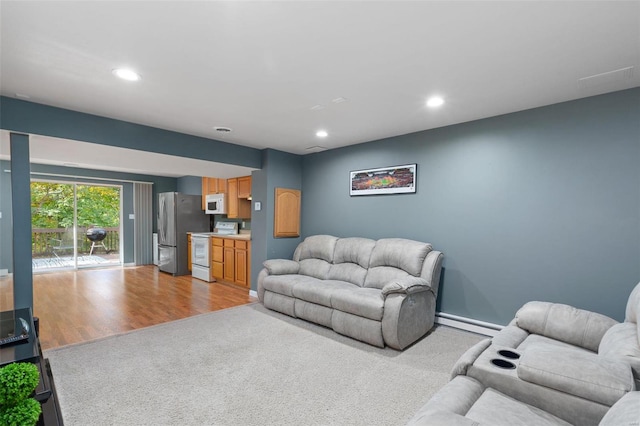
xmin=45 ymin=303 xmax=485 ymax=426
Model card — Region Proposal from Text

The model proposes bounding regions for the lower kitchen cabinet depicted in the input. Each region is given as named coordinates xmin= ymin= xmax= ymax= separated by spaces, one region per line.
xmin=211 ymin=238 xmax=224 ymax=280
xmin=210 ymin=237 xmax=250 ymax=288
xmin=223 ymin=239 xmax=235 ymax=282
xmin=234 ymin=241 xmax=249 ymax=287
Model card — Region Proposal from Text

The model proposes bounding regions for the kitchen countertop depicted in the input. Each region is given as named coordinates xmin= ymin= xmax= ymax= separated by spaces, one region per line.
xmin=188 ymin=232 xmax=251 ymax=240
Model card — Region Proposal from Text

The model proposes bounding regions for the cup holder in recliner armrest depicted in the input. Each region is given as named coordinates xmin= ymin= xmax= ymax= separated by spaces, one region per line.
xmin=491 ymin=358 xmax=516 ymax=369
xmin=498 ymin=349 xmax=520 ymax=359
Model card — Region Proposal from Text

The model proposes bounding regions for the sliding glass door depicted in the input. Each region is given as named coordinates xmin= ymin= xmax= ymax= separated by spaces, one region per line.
xmin=31 ymin=180 xmax=122 ymax=271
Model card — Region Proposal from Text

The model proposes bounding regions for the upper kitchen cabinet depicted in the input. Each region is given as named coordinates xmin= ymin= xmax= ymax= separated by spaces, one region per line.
xmin=238 ymin=176 xmax=251 ymax=199
xmin=227 ymin=176 xmax=251 ymax=219
xmin=201 ymin=177 xmax=227 ymax=210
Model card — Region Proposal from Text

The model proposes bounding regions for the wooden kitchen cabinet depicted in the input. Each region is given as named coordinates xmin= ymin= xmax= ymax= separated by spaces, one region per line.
xmin=227 ymin=178 xmax=238 ymax=217
xmin=209 ymin=236 xmax=251 ymax=288
xmin=227 ymin=177 xmax=251 ymax=219
xmin=201 ymin=177 xmax=227 ymax=210
xmin=274 ymin=187 xmax=301 ymax=238
xmin=238 ymin=176 xmax=252 ymax=199
xmin=234 ymin=240 xmax=249 ymax=287
xmin=223 ymin=239 xmax=235 ymax=282
xmin=211 ymin=238 xmax=224 ymax=280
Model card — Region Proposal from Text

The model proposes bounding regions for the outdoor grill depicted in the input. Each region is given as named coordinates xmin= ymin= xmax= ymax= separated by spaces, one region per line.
xmin=86 ymin=227 xmax=108 ymax=255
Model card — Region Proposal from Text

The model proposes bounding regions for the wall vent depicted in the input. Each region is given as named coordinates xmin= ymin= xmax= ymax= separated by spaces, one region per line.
xmin=577 ymin=66 xmax=634 ymax=90
xmin=305 ymin=145 xmax=328 ymax=153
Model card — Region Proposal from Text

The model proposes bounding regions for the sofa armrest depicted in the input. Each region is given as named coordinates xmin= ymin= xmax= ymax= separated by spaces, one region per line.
xmin=450 ymin=339 xmax=492 ymax=379
xmin=515 ymin=301 xmax=618 ymax=352
xmin=518 ymin=343 xmax=634 ymax=406
xmin=262 ymin=259 xmax=300 ymax=275
xmin=407 ymin=411 xmax=481 ymax=426
xmin=381 ymin=276 xmax=431 ymax=297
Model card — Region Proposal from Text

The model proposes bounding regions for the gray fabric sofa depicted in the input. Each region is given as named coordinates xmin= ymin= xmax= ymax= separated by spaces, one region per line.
xmin=257 ymin=235 xmax=443 ymax=350
xmin=492 ymin=281 xmax=640 ymax=389
xmin=407 ymin=281 xmax=640 ymax=425
xmin=406 ymin=375 xmax=640 ymax=426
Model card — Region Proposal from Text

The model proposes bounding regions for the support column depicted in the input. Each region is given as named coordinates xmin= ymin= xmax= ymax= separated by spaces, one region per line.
xmin=10 ymin=132 xmax=33 ymax=310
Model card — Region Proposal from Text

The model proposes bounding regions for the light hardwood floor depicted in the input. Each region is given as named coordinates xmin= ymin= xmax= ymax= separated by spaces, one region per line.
xmin=0 ymin=265 xmax=257 ymax=351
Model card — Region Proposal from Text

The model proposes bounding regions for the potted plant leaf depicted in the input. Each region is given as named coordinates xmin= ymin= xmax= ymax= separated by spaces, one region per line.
xmin=0 ymin=362 xmax=42 ymax=426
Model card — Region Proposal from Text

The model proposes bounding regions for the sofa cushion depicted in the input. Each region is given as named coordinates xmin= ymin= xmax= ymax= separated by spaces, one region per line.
xmin=515 ymin=301 xmax=617 ymax=352
xmin=299 ymin=258 xmax=332 ymax=280
xmin=368 ymin=238 xmax=431 ymax=276
xmin=599 ymin=322 xmax=640 ymax=382
xmin=292 ymin=279 xmax=356 ymax=307
xmin=465 ymin=388 xmax=572 ymax=426
xmin=518 ymin=343 xmax=634 ymax=406
xmin=261 ymin=274 xmax=321 ymax=297
xmin=328 ymin=237 xmax=376 ymax=286
xmin=516 ymin=334 xmax=593 ymax=354
xmin=331 ymin=287 xmax=384 ymax=321
xmin=599 ymin=391 xmax=640 ymax=426
xmin=625 ymin=282 xmax=640 ymax=323
xmin=328 ymin=263 xmax=368 ymax=287
xmin=333 ymin=237 xmax=375 ymax=268
xmin=364 ymin=266 xmax=411 ymax=290
xmin=296 ymin=235 xmax=338 ymax=262
xmin=406 ymin=376 xmax=571 ymax=426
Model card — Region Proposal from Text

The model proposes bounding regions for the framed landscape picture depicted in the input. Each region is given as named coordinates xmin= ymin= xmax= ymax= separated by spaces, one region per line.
xmin=350 ymin=164 xmax=417 ymax=196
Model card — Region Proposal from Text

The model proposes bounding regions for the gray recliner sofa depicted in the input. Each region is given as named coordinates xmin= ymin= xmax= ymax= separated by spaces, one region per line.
xmin=257 ymin=235 xmax=443 ymax=350
xmin=407 ymin=281 xmax=640 ymax=425
xmin=406 ymin=375 xmax=640 ymax=426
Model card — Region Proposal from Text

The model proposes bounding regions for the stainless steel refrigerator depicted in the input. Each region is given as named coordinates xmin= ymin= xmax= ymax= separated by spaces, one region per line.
xmin=157 ymin=192 xmax=209 ymax=276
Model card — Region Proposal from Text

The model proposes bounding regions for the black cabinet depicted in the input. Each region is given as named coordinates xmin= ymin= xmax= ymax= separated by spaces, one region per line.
xmin=0 ymin=309 xmax=63 ymax=426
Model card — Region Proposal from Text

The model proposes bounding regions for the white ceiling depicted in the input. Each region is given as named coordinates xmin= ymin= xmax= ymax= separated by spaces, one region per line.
xmin=1 ymin=1 xmax=639 ymax=177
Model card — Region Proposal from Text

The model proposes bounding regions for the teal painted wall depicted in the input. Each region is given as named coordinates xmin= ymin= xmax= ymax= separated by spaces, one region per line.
xmin=250 ymin=149 xmax=303 ymax=290
xmin=0 ymin=97 xmax=261 ymax=169
xmin=301 ymin=88 xmax=640 ymax=324
xmin=177 ymin=176 xmax=202 ymax=196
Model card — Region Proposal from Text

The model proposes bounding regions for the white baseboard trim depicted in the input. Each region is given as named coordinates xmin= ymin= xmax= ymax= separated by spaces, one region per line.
xmin=249 ymin=290 xmax=258 ymax=298
xmin=124 ymin=263 xmax=136 ymax=267
xmin=0 ymin=269 xmax=9 ymax=277
xmin=435 ymin=312 xmax=503 ymax=337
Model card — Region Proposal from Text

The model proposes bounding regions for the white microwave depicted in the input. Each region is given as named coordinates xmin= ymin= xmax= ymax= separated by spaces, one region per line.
xmin=205 ymin=193 xmax=227 ymax=214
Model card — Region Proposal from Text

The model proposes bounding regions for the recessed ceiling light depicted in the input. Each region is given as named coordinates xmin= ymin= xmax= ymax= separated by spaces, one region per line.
xmin=332 ymin=97 xmax=348 ymax=104
xmin=112 ymin=68 xmax=141 ymax=82
xmin=426 ymin=96 xmax=444 ymax=107
xmin=316 ymin=130 xmax=328 ymax=138
xmin=15 ymin=93 xmax=31 ymax=100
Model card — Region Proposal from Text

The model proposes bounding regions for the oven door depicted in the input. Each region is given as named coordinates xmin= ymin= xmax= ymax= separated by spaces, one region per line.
xmin=191 ymin=236 xmax=210 ymax=268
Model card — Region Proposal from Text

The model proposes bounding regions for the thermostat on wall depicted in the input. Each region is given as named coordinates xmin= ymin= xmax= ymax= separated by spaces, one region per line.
xmin=254 ymin=202 xmax=261 ymax=211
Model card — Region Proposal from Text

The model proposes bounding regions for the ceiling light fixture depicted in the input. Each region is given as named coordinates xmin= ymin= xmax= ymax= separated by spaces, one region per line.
xmin=426 ymin=96 xmax=444 ymax=108
xmin=316 ymin=130 xmax=328 ymax=138
xmin=112 ymin=68 xmax=141 ymax=82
